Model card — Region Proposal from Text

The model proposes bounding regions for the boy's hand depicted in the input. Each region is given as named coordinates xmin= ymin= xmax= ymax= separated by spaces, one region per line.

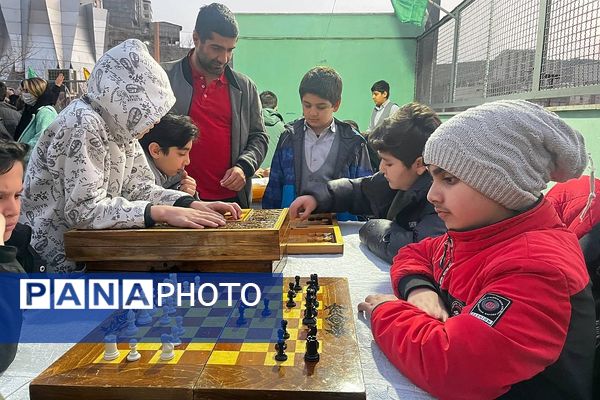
xmin=191 ymin=200 xmax=242 ymax=220
xmin=406 ymin=288 xmax=449 ymax=322
xmin=220 ymin=166 xmax=246 ymax=191
xmin=358 ymin=293 xmax=398 ymax=318
xmin=179 ymin=170 xmax=196 ymax=196
xmin=289 ymin=195 xmax=317 ymax=220
xmin=150 ymin=205 xmax=226 ymax=228
xmin=0 ymin=213 xmax=5 ymax=245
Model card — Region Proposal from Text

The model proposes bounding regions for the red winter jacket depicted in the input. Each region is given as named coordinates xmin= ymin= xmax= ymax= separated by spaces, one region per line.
xmin=371 ymin=199 xmax=595 ymax=400
xmin=546 ymin=176 xmax=600 ymax=239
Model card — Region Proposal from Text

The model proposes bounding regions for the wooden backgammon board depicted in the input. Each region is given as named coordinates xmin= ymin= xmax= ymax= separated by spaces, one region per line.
xmin=29 ymin=277 xmax=365 ymax=400
xmin=63 ymin=209 xmax=290 ymax=273
xmin=288 ymin=214 xmax=344 ymax=255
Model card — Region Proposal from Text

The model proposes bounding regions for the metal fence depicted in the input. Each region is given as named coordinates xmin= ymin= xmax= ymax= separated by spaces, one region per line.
xmin=416 ymin=0 xmax=600 ymax=110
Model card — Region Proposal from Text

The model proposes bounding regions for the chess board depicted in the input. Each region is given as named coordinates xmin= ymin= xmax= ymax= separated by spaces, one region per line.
xmin=63 ymin=209 xmax=290 ymax=273
xmin=288 ymin=214 xmax=344 ymax=255
xmin=29 ymin=277 xmax=365 ymax=400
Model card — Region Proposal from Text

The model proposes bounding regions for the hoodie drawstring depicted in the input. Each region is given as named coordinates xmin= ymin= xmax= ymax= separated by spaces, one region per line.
xmin=579 ymin=153 xmax=596 ymax=221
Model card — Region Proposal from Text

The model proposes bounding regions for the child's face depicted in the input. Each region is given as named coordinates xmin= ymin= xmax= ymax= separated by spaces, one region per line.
xmin=301 ymin=93 xmax=340 ymax=133
xmin=378 ymin=151 xmax=424 ymax=190
xmin=152 ymin=141 xmax=193 ymax=177
xmin=427 ymin=165 xmax=517 ymax=231
xmin=0 ymin=162 xmax=23 ymax=242
xmin=372 ymin=91 xmax=388 ymax=107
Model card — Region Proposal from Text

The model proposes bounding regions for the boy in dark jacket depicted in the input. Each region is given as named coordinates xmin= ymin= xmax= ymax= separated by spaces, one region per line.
xmin=0 ymin=140 xmax=40 ymax=372
xmin=359 ymin=100 xmax=595 ymax=400
xmin=262 ymin=66 xmax=372 ymax=209
xmin=289 ymin=103 xmax=446 ymax=263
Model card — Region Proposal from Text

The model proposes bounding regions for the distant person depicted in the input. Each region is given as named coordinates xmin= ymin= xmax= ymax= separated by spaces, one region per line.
xmin=163 ymin=3 xmax=268 ymax=208
xmin=262 ymin=66 xmax=372 ymax=210
xmin=0 ymin=82 xmax=21 ymax=138
xmin=15 ymin=78 xmax=60 ymax=160
xmin=21 ymin=39 xmax=241 ymax=273
xmin=343 ymin=120 xmax=360 ymax=132
xmin=259 ymin=90 xmax=285 ymax=173
xmin=365 ymin=80 xmax=400 ymax=171
xmin=13 ymin=73 xmax=63 ymax=141
xmin=138 ymin=114 xmax=199 ymax=197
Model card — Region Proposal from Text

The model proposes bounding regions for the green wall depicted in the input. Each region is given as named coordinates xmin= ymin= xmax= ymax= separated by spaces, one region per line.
xmin=233 ymin=13 xmax=422 ymax=130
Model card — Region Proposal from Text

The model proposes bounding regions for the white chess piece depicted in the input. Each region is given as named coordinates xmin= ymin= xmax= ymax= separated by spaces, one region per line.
xmin=103 ymin=334 xmax=120 ymax=361
xmin=160 ymin=334 xmax=175 ymax=361
xmin=127 ymin=339 xmax=141 ymax=362
xmin=123 ymin=310 xmax=139 ymax=337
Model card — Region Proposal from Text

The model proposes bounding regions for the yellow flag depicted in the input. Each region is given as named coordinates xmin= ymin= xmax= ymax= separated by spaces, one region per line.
xmin=83 ymin=67 xmax=91 ymax=80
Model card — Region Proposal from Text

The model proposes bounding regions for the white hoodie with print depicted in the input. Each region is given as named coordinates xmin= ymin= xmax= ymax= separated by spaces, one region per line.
xmin=21 ymin=39 xmax=185 ymax=273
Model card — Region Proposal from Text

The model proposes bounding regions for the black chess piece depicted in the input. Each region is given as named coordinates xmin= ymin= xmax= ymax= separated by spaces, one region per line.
xmin=236 ymin=304 xmax=247 ymax=326
xmin=302 ymin=301 xmax=317 ymax=326
xmin=286 ymin=289 xmax=296 ymax=308
xmin=288 ymin=282 xmax=297 ymax=297
xmin=304 ymin=333 xmax=320 ymax=362
xmin=261 ymin=298 xmax=272 ymax=317
xmin=307 ymin=286 xmax=319 ymax=308
xmin=275 ymin=328 xmax=288 ymax=361
xmin=281 ymin=320 xmax=290 ymax=340
xmin=294 ymin=275 xmax=302 ymax=292
xmin=311 ymin=273 xmax=320 ymax=291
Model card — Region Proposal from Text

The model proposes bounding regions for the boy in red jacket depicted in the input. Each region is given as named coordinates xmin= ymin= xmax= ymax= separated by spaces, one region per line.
xmin=358 ymin=100 xmax=595 ymax=400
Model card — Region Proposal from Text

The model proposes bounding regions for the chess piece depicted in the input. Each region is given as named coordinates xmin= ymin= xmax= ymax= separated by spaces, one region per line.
xmin=171 ymin=326 xmax=182 ymax=347
xmin=236 ymin=304 xmax=247 ymax=326
xmin=274 ymin=328 xmax=288 ymax=362
xmin=136 ymin=309 xmax=152 ymax=326
xmin=123 ymin=310 xmax=139 ymax=337
xmin=311 ymin=273 xmax=320 ymax=291
xmin=175 ymin=315 xmax=185 ymax=336
xmin=127 ymin=339 xmax=141 ymax=362
xmin=166 ymin=297 xmax=176 ymax=315
xmin=261 ymin=298 xmax=272 ymax=317
xmin=281 ymin=320 xmax=290 ymax=340
xmin=194 ymin=275 xmax=201 ymax=288
xmin=160 ymin=334 xmax=175 ymax=361
xmin=159 ymin=305 xmax=170 ymax=326
xmin=288 ymin=282 xmax=297 ymax=297
xmin=286 ymin=289 xmax=296 ymax=308
xmin=307 ymin=286 xmax=319 ymax=308
xmin=304 ymin=335 xmax=320 ymax=362
xmin=302 ymin=300 xmax=317 ymax=326
xmin=293 ymin=276 xmax=302 ymax=292
xmin=103 ymin=334 xmax=120 ymax=361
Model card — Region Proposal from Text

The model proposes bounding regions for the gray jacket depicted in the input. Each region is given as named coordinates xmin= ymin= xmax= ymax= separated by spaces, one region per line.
xmin=0 ymin=102 xmax=21 ymax=138
xmin=163 ymin=58 xmax=268 ymax=208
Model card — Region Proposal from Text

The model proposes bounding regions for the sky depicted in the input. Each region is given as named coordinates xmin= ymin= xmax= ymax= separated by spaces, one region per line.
xmin=151 ymin=0 xmax=465 ymax=44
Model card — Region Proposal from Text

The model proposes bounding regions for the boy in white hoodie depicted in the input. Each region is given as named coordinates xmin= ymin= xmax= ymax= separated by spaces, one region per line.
xmin=21 ymin=39 xmax=240 ymax=272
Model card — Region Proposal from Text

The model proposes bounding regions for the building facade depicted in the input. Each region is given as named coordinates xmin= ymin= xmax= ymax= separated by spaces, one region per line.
xmin=0 ymin=0 xmax=107 ymax=80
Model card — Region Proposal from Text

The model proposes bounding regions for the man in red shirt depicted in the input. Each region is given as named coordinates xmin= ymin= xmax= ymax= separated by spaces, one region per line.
xmin=164 ymin=3 xmax=268 ymax=208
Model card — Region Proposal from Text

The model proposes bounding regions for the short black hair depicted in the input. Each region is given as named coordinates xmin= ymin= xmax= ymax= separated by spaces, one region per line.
xmin=369 ymin=102 xmax=441 ymax=167
xmin=139 ymin=114 xmax=199 ymax=154
xmin=371 ymin=80 xmax=390 ymax=98
xmin=299 ymin=66 xmax=342 ymax=105
xmin=0 ymin=140 xmax=28 ymax=175
xmin=195 ymin=3 xmax=239 ymax=42
xmin=260 ymin=91 xmax=278 ymax=109
xmin=0 ymin=82 xmax=6 ymax=101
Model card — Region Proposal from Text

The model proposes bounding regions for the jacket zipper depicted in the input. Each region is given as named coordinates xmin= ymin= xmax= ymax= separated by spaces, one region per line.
xmin=438 ymin=236 xmax=454 ymax=287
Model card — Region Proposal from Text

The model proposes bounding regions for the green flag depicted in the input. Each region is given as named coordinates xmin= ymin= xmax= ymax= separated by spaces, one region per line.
xmin=26 ymin=67 xmax=38 ymax=78
xmin=390 ymin=0 xmax=429 ymax=26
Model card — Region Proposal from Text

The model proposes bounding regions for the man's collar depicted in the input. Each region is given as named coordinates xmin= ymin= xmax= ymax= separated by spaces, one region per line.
xmin=375 ymin=99 xmax=390 ymax=111
xmin=303 ymin=118 xmax=336 ymax=134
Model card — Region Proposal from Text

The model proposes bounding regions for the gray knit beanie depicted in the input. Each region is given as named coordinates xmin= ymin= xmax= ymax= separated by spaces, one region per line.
xmin=423 ymin=100 xmax=587 ymax=210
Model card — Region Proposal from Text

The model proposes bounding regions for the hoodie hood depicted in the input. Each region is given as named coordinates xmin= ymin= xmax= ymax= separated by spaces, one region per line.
xmin=262 ymin=108 xmax=284 ymax=127
xmin=86 ymin=39 xmax=175 ymax=145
